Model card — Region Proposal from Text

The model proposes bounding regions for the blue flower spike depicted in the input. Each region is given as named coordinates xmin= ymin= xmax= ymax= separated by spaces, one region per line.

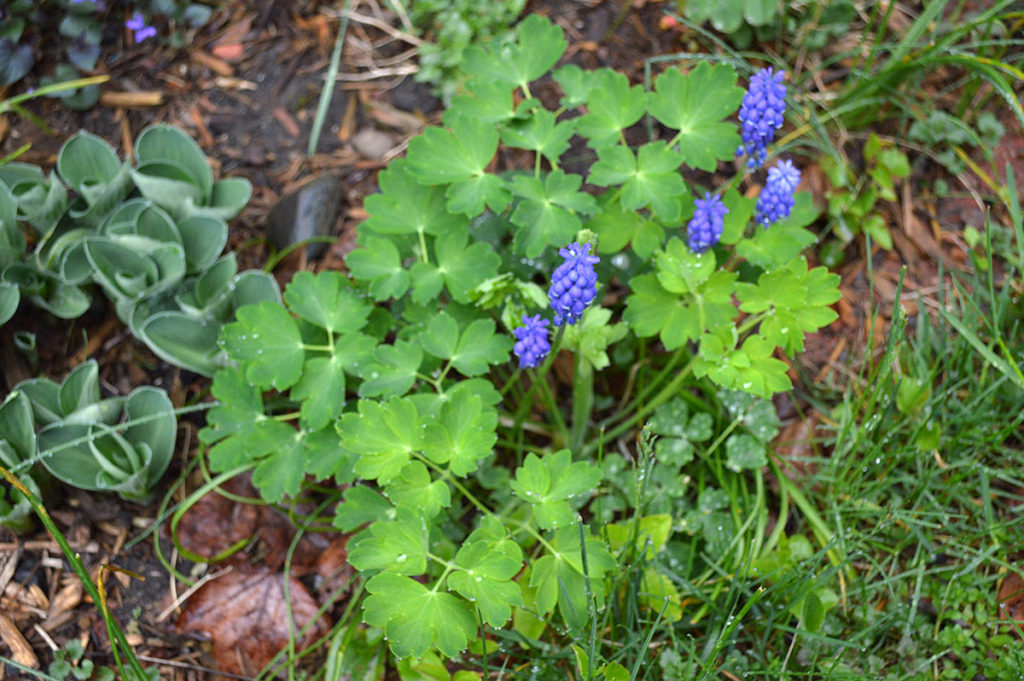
xmin=513 ymin=314 xmax=551 ymax=369
xmin=737 ymin=67 xmax=787 ymax=169
xmin=756 ymin=159 xmax=801 ymax=227
xmin=126 ymin=12 xmax=157 ymax=43
xmin=687 ymin=192 xmax=729 ymax=254
xmin=549 ymin=241 xmax=600 ymax=326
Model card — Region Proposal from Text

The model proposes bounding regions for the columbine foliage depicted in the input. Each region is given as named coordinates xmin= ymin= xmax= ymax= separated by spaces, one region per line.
xmin=193 ymin=13 xmax=840 ymax=663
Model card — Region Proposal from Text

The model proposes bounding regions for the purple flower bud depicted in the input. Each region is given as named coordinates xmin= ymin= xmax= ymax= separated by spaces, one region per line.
xmin=548 ymin=242 xmax=600 ymax=326
xmin=737 ymin=68 xmax=787 ymax=169
xmin=755 ymin=159 xmax=801 ymax=227
xmin=686 ymin=192 xmax=729 ymax=253
xmin=513 ymin=314 xmax=551 ymax=369
xmin=126 ymin=12 xmax=157 ymax=43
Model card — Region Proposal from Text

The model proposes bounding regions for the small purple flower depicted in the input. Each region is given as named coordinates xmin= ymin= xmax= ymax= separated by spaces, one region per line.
xmin=126 ymin=12 xmax=157 ymax=43
xmin=756 ymin=159 xmax=801 ymax=227
xmin=548 ymin=242 xmax=600 ymax=326
xmin=737 ymin=68 xmax=787 ymax=169
xmin=513 ymin=314 xmax=551 ymax=369
xmin=686 ymin=192 xmax=729 ymax=253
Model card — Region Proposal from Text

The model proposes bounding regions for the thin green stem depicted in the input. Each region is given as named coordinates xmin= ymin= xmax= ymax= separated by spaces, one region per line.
xmin=582 ymin=358 xmax=695 ymax=456
xmin=537 ymin=375 xmax=570 ymax=448
xmin=570 ymin=355 xmax=594 ymax=452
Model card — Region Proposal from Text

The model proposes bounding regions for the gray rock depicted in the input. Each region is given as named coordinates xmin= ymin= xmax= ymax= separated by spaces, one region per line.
xmin=352 ymin=128 xmax=394 ymax=160
xmin=267 ymin=173 xmax=342 ymax=260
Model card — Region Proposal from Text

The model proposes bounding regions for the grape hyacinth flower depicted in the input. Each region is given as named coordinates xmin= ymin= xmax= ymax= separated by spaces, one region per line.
xmin=756 ymin=159 xmax=801 ymax=227
xmin=687 ymin=192 xmax=729 ymax=253
xmin=512 ymin=314 xmax=551 ymax=369
xmin=737 ymin=68 xmax=787 ymax=169
xmin=126 ymin=12 xmax=157 ymax=43
xmin=548 ymin=242 xmax=600 ymax=326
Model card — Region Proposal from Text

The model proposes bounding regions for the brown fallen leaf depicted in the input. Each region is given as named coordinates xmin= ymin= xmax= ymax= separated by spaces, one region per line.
xmin=173 ymin=474 xmax=350 ymax=580
xmin=175 ymin=567 xmax=331 ymax=676
xmin=998 ymin=571 xmax=1024 ymax=633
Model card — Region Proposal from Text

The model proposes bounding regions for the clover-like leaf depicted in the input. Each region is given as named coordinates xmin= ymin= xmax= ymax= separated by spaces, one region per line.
xmin=339 ymin=397 xmax=421 ymax=484
xmin=510 ymin=170 xmax=597 ymax=258
xmin=383 ymin=461 xmax=450 ymax=518
xmin=421 ymin=389 xmax=497 ymax=476
xmin=575 ymin=69 xmax=646 ymax=148
xmin=434 ymin=225 xmax=501 ymax=304
xmin=356 ymin=340 xmax=422 ymax=398
xmin=284 ymin=270 xmax=370 ymax=334
xmin=461 ymin=14 xmax=567 ymax=90
xmin=348 ymin=506 xmax=429 ymax=575
xmin=725 ymin=433 xmax=767 ymax=472
xmin=511 ymin=450 xmax=601 ymax=530
xmin=363 ymin=160 xmax=470 ymax=237
xmin=406 ymin=115 xmax=508 ymax=217
xmin=647 ymin=62 xmax=744 ymax=171
xmin=501 ymin=110 xmax=576 ymax=166
xmin=449 ymin=521 xmax=524 ymax=627
xmin=221 ymin=300 xmax=304 ymax=390
xmin=346 ymin=235 xmax=411 ymax=301
xmin=562 ymin=306 xmax=628 ymax=371
xmin=588 ymin=142 xmax=685 ymax=222
xmin=333 ymin=485 xmax=393 ymax=532
xmin=363 ymin=573 xmax=476 ymax=659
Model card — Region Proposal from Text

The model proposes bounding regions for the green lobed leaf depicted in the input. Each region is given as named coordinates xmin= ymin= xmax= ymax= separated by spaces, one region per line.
xmin=363 ymin=159 xmax=470 ymax=237
xmin=529 ymin=527 xmax=614 ymax=631
xmin=647 ymin=63 xmax=744 ymax=171
xmin=348 ymin=506 xmax=429 ymax=575
xmin=562 ymin=306 xmax=628 ymax=371
xmin=575 ymin=69 xmax=646 ymax=148
xmin=220 ymin=300 xmax=304 ymax=390
xmin=333 ymin=485 xmax=393 ymax=532
xmin=736 ymin=192 xmax=818 ymax=268
xmin=588 ymin=142 xmax=685 ymax=222
xmin=510 ymin=170 xmax=597 ymax=258
xmin=339 ymin=397 xmax=421 ymax=484
xmin=510 ymin=450 xmax=601 ymax=530
xmin=501 ymin=110 xmax=576 ymax=166
xmin=363 ymin=573 xmax=476 ymax=659
xmin=356 ymin=340 xmax=422 ymax=398
xmin=283 ymin=271 xmax=371 ymax=334
xmin=461 ymin=14 xmax=567 ymax=90
xmin=383 ymin=461 xmax=450 ymax=518
xmin=736 ymin=256 xmax=840 ymax=354
xmin=434 ymin=226 xmax=501 ymax=304
xmin=420 ymin=389 xmax=497 ymax=476
xmin=448 ymin=520 xmax=524 ymax=627
xmin=346 ymin=235 xmax=411 ymax=301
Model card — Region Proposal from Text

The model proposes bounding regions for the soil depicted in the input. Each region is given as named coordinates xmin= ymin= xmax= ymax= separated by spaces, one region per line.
xmin=0 ymin=0 xmax=1020 ymax=679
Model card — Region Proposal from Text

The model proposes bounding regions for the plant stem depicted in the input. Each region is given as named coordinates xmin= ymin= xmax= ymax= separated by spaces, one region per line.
xmin=570 ymin=354 xmax=593 ymax=452
xmin=582 ymin=358 xmax=695 ymax=456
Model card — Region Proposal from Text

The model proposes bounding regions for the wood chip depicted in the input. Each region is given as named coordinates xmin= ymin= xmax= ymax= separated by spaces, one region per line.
xmin=191 ymin=49 xmax=234 ymax=77
xmin=0 ymin=614 xmax=37 ymax=669
xmin=44 ymin=579 xmax=83 ymax=632
xmin=99 ymin=91 xmax=164 ymax=108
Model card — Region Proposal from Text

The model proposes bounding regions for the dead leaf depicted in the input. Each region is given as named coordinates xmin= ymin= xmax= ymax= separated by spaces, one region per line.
xmin=175 ymin=567 xmax=330 ymax=676
xmin=998 ymin=571 xmax=1024 ymax=632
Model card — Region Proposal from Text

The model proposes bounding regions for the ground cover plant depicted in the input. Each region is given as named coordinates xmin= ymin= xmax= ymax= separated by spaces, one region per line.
xmin=0 ymin=1 xmax=1022 ymax=679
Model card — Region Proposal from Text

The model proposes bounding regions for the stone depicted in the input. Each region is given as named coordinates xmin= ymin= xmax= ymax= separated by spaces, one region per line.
xmin=352 ymin=128 xmax=394 ymax=160
xmin=266 ymin=173 xmax=342 ymax=260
